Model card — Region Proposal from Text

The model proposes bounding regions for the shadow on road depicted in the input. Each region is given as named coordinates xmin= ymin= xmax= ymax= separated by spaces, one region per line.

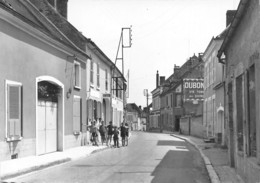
xmin=150 ymin=149 xmax=210 ymax=183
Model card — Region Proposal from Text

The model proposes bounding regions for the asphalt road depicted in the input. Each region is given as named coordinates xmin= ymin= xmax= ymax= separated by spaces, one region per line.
xmin=10 ymin=132 xmax=210 ymax=183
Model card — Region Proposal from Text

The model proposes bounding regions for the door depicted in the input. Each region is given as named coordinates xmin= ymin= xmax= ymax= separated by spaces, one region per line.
xmin=228 ymin=82 xmax=235 ymax=167
xmin=38 ymin=100 xmax=57 ymax=155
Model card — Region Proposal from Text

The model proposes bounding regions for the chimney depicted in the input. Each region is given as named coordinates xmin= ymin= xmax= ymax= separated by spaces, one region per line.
xmin=139 ymin=106 xmax=142 ymax=110
xmin=156 ymin=70 xmax=159 ymax=88
xmin=174 ymin=64 xmax=180 ymax=73
xmin=226 ymin=10 xmax=236 ymax=27
xmin=160 ymin=76 xmax=165 ymax=86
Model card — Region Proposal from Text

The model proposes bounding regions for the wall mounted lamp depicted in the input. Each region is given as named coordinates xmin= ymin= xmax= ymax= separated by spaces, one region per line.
xmin=219 ymin=52 xmax=226 ymax=64
xmin=66 ymin=88 xmax=72 ymax=99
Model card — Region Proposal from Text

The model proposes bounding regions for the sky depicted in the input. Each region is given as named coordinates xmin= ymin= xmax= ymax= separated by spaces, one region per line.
xmin=68 ymin=0 xmax=240 ymax=107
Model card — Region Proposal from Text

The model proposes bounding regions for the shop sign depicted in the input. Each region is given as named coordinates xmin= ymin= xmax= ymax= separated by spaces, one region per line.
xmin=90 ymin=88 xmax=100 ymax=99
xmin=183 ymin=78 xmax=204 ymax=101
xmin=103 ymin=93 xmax=111 ymax=98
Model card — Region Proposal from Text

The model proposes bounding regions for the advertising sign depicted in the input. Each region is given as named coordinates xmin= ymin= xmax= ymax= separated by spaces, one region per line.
xmin=183 ymin=78 xmax=204 ymax=101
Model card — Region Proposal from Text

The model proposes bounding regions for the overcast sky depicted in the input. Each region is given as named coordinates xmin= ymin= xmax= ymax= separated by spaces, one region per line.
xmin=68 ymin=0 xmax=240 ymax=107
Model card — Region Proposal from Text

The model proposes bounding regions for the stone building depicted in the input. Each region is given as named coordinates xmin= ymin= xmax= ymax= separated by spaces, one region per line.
xmin=217 ymin=0 xmax=260 ymax=182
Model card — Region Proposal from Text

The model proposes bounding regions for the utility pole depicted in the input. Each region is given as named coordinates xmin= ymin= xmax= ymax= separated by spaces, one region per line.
xmin=112 ymin=26 xmax=132 ymax=125
xmin=144 ymin=89 xmax=151 ymax=130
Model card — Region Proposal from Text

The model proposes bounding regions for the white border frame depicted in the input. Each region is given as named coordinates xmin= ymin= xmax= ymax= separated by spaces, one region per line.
xmin=74 ymin=61 xmax=81 ymax=90
xmin=5 ymin=80 xmax=23 ymax=140
xmin=36 ymin=76 xmax=64 ymax=155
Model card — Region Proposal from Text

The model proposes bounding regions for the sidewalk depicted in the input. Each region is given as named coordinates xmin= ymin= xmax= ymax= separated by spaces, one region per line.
xmin=0 ymin=145 xmax=108 ymax=181
xmin=1 ymin=133 xmax=132 ymax=181
xmin=171 ymin=133 xmax=245 ymax=183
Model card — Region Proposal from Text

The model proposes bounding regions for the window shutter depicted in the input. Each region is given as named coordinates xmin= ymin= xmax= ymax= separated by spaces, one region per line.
xmin=73 ymin=97 xmax=81 ymax=132
xmin=97 ymin=102 xmax=101 ymax=119
xmin=8 ymin=85 xmax=21 ymax=137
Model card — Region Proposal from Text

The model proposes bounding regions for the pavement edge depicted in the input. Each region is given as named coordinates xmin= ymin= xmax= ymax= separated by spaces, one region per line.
xmin=170 ymin=134 xmax=220 ymax=183
xmin=1 ymin=146 xmax=110 ymax=181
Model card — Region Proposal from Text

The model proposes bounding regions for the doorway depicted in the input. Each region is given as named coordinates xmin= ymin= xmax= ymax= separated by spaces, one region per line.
xmin=175 ymin=116 xmax=180 ymax=132
xmin=36 ymin=77 xmax=64 ymax=155
xmin=228 ymin=82 xmax=235 ymax=167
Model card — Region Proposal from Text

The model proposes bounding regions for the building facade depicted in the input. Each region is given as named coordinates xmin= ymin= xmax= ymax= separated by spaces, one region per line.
xmin=203 ymin=37 xmax=225 ymax=143
xmin=126 ymin=103 xmax=142 ymax=131
xmin=158 ymin=55 xmax=204 ymax=135
xmin=218 ymin=0 xmax=260 ymax=182
xmin=0 ymin=0 xmax=90 ymax=160
xmin=0 ymin=0 xmax=126 ymax=163
xmin=150 ymin=71 xmax=162 ymax=130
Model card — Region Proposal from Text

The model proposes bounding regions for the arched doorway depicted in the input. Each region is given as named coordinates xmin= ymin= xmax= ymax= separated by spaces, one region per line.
xmin=36 ymin=76 xmax=64 ymax=155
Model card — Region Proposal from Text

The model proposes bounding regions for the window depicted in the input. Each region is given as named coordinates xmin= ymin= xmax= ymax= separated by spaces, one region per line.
xmin=73 ymin=96 xmax=81 ymax=134
xmin=97 ymin=64 xmax=100 ymax=88
xmin=171 ymin=94 xmax=173 ymax=107
xmin=90 ymin=61 xmax=94 ymax=84
xmin=6 ymin=80 xmax=22 ymax=140
xmin=203 ymin=99 xmax=207 ymax=126
xmin=175 ymin=94 xmax=182 ymax=107
xmin=74 ymin=61 xmax=81 ymax=89
xmin=247 ymin=65 xmax=256 ymax=156
xmin=236 ymin=74 xmax=243 ymax=151
xmin=105 ymin=69 xmax=108 ymax=91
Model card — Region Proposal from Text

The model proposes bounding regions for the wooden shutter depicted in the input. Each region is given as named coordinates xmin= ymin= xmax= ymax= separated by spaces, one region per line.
xmin=97 ymin=101 xmax=101 ymax=119
xmin=7 ymin=85 xmax=21 ymax=137
xmin=73 ymin=97 xmax=81 ymax=132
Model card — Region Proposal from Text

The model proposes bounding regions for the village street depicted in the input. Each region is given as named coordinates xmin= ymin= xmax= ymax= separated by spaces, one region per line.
xmin=7 ymin=132 xmax=210 ymax=183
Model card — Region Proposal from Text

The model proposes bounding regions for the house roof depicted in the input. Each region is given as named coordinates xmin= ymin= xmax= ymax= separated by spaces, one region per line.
xmin=126 ymin=103 xmax=142 ymax=114
xmin=217 ymin=0 xmax=249 ymax=59
xmin=0 ymin=0 xmax=90 ymax=58
xmin=160 ymin=54 xmax=203 ymax=96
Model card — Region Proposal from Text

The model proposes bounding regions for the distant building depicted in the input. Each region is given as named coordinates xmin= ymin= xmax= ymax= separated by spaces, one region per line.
xmin=158 ymin=54 xmax=204 ymax=136
xmin=150 ymin=71 xmax=163 ymax=130
xmin=126 ymin=103 xmax=142 ymax=131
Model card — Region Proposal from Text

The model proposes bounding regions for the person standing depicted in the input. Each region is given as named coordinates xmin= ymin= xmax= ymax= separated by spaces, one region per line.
xmin=87 ymin=121 xmax=98 ymax=146
xmin=99 ymin=121 xmax=107 ymax=146
xmin=91 ymin=121 xmax=99 ymax=146
xmin=120 ymin=123 xmax=126 ymax=146
xmin=107 ymin=121 xmax=114 ymax=147
xmin=125 ymin=122 xmax=129 ymax=146
xmin=113 ymin=126 xmax=120 ymax=148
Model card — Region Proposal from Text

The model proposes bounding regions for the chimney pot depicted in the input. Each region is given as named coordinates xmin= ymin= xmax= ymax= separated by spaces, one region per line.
xmin=160 ymin=76 xmax=165 ymax=86
xmin=156 ymin=70 xmax=159 ymax=88
xmin=226 ymin=10 xmax=236 ymax=27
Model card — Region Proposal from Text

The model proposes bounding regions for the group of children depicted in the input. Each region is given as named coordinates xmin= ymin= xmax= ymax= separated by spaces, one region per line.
xmin=88 ymin=120 xmax=129 ymax=148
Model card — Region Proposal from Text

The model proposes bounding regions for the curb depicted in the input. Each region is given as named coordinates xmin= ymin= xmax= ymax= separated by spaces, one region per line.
xmin=2 ymin=135 xmax=132 ymax=181
xmin=91 ymin=146 xmax=110 ymax=154
xmin=170 ymin=134 xmax=220 ymax=183
xmin=2 ymin=146 xmax=109 ymax=181
xmin=1 ymin=158 xmax=71 ymax=180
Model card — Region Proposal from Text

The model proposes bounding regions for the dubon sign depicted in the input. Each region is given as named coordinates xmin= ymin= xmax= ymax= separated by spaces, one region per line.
xmin=183 ymin=78 xmax=204 ymax=101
